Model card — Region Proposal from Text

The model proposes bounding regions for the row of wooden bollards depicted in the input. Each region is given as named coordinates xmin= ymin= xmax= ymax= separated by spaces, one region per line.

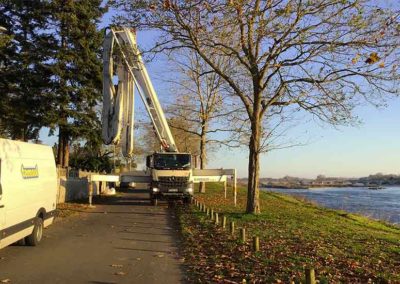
xmin=193 ymin=199 xmax=317 ymax=284
xmin=196 ymin=200 xmax=260 ymax=250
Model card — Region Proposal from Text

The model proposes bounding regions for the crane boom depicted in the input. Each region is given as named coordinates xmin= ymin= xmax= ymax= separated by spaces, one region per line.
xmin=101 ymin=27 xmax=237 ymax=207
xmin=102 ymin=27 xmax=177 ymax=154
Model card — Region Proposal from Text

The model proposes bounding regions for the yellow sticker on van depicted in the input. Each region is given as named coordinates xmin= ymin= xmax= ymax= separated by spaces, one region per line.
xmin=21 ymin=164 xmax=39 ymax=179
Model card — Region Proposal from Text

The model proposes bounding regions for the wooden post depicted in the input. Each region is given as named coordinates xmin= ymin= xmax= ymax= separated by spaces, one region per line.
xmin=210 ymin=209 xmax=214 ymax=220
xmin=253 ymin=236 xmax=259 ymax=252
xmin=305 ymin=268 xmax=316 ymax=284
xmin=88 ymin=179 xmax=93 ymax=207
xmin=240 ymin=228 xmax=246 ymax=243
xmin=206 ymin=208 xmax=210 ymax=216
xmin=233 ymin=169 xmax=237 ymax=206
xmin=222 ymin=216 xmax=227 ymax=229
xmin=224 ymin=180 xmax=227 ymax=199
xmin=214 ymin=213 xmax=219 ymax=225
xmin=230 ymin=221 xmax=235 ymax=236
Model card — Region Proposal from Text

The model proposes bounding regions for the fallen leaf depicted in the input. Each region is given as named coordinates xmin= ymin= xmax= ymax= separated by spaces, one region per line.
xmin=114 ymin=271 xmax=126 ymax=276
xmin=110 ymin=264 xmax=123 ymax=268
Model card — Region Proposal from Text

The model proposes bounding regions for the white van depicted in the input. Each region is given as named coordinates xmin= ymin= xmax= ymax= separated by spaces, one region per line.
xmin=0 ymin=138 xmax=57 ymax=249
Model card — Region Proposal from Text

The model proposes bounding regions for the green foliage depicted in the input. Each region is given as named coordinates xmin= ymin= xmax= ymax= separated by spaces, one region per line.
xmin=47 ymin=0 xmax=106 ymax=166
xmin=69 ymin=142 xmax=113 ymax=173
xmin=0 ymin=1 xmax=105 ymax=160
xmin=0 ymin=1 xmax=53 ymax=140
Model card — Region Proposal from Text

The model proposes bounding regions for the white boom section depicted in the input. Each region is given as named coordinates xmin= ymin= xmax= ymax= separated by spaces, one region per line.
xmin=102 ymin=30 xmax=134 ymax=157
xmin=102 ymin=28 xmax=177 ymax=154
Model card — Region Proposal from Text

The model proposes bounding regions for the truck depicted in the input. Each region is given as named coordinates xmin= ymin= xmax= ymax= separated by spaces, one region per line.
xmin=147 ymin=152 xmax=193 ymax=205
xmin=0 ymin=138 xmax=57 ymax=249
xmin=102 ymin=27 xmax=194 ymax=205
xmin=102 ymin=28 xmax=236 ymax=205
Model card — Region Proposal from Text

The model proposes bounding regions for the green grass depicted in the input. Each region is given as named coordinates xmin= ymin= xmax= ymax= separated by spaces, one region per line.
xmin=178 ymin=183 xmax=400 ymax=283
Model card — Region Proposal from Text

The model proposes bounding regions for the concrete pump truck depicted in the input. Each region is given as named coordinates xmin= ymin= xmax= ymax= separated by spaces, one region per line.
xmin=101 ymin=27 xmax=236 ymax=205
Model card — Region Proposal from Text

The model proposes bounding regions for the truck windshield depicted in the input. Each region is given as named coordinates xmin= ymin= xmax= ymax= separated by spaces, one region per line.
xmin=154 ymin=154 xmax=191 ymax=170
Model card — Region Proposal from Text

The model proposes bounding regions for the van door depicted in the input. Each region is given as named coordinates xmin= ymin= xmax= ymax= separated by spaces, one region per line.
xmin=0 ymin=159 xmax=5 ymax=246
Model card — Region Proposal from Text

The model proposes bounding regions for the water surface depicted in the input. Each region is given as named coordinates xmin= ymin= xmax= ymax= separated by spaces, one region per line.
xmin=263 ymin=186 xmax=400 ymax=225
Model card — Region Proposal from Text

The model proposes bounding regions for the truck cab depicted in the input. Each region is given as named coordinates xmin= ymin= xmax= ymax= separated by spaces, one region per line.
xmin=146 ymin=152 xmax=193 ymax=205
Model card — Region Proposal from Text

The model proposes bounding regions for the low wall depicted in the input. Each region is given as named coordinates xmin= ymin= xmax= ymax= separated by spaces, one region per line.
xmin=57 ymin=177 xmax=102 ymax=204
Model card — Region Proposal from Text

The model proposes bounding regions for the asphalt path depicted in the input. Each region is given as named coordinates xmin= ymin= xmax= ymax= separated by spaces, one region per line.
xmin=0 ymin=190 xmax=185 ymax=284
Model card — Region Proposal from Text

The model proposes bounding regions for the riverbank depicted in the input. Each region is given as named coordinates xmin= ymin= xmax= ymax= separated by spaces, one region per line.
xmin=262 ymin=184 xmax=390 ymax=189
xmin=264 ymin=186 xmax=400 ymax=225
xmin=178 ymin=183 xmax=400 ymax=282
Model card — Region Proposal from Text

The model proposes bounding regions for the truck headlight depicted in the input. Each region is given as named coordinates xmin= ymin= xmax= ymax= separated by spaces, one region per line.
xmin=152 ymin=187 xmax=159 ymax=192
xmin=186 ymin=183 xmax=194 ymax=193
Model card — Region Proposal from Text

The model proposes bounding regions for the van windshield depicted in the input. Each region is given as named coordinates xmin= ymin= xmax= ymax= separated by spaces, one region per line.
xmin=154 ymin=154 xmax=191 ymax=170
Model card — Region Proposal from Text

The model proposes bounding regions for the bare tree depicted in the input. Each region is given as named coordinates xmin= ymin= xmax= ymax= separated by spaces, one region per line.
xmin=137 ymin=115 xmax=200 ymax=156
xmin=112 ymin=0 xmax=400 ymax=213
xmin=165 ymin=51 xmax=236 ymax=192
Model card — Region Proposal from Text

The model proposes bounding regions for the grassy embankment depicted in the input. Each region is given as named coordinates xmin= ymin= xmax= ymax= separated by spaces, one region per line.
xmin=178 ymin=183 xmax=400 ymax=283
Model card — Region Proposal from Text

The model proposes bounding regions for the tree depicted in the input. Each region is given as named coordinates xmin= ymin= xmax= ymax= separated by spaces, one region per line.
xmin=169 ymin=114 xmax=201 ymax=155
xmin=0 ymin=1 xmax=53 ymax=140
xmin=114 ymin=0 xmax=400 ymax=213
xmin=166 ymin=51 xmax=233 ymax=192
xmin=48 ymin=0 xmax=105 ymax=167
xmin=69 ymin=141 xmax=114 ymax=172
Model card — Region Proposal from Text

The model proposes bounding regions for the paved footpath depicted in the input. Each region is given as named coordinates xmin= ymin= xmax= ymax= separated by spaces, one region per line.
xmin=0 ymin=190 xmax=186 ymax=284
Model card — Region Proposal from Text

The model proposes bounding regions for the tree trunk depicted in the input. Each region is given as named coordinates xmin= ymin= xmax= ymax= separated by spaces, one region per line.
xmin=57 ymin=129 xmax=64 ymax=166
xmin=199 ymin=122 xmax=208 ymax=193
xmin=246 ymin=118 xmax=261 ymax=214
xmin=62 ymin=133 xmax=69 ymax=168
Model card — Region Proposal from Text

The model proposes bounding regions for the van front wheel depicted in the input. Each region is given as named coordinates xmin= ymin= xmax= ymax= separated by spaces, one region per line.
xmin=25 ymin=217 xmax=43 ymax=246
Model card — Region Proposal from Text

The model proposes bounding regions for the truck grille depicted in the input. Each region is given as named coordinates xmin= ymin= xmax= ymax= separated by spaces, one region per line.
xmin=159 ymin=176 xmax=189 ymax=189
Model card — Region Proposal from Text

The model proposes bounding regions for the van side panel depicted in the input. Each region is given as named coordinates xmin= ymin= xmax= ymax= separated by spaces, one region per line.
xmin=0 ymin=139 xmax=57 ymax=247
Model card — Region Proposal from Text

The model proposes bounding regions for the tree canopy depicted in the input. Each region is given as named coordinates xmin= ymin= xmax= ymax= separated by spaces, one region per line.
xmin=112 ymin=0 xmax=400 ymax=213
xmin=0 ymin=0 xmax=106 ymax=168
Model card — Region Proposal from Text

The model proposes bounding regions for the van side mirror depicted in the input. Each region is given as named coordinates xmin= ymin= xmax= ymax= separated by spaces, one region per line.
xmin=146 ymin=155 xmax=153 ymax=168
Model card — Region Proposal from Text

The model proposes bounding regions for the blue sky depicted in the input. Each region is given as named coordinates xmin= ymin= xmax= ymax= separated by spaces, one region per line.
xmin=208 ymin=100 xmax=400 ymax=178
xmin=40 ymin=6 xmax=400 ymax=179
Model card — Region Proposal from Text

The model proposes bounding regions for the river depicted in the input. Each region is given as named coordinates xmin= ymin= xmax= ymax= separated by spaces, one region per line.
xmin=262 ymin=186 xmax=400 ymax=225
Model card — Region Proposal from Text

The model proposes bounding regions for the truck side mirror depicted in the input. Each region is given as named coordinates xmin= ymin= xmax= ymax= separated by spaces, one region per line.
xmin=146 ymin=155 xmax=153 ymax=168
xmin=192 ymin=155 xmax=199 ymax=169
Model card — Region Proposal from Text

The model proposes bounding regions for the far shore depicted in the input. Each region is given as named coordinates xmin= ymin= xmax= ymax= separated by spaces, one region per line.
xmin=261 ymin=184 xmax=400 ymax=190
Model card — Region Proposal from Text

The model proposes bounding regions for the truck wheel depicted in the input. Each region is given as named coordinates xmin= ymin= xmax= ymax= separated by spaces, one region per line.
xmin=168 ymin=200 xmax=176 ymax=208
xmin=25 ymin=217 xmax=43 ymax=246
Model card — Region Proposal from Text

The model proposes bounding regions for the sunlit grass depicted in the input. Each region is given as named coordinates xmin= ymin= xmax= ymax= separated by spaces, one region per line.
xmin=187 ymin=183 xmax=400 ymax=282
